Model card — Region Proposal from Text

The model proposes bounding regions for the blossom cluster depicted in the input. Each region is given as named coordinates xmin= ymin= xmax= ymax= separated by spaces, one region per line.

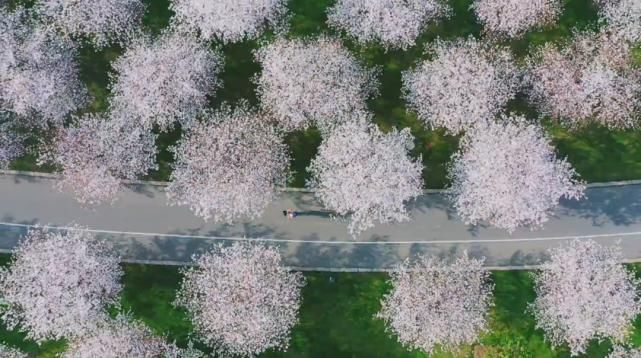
xmin=254 ymin=37 xmax=378 ymax=131
xmin=597 ymin=0 xmax=641 ymax=43
xmin=0 ymin=228 xmax=122 ymax=342
xmin=377 ymin=254 xmax=493 ymax=354
xmin=40 ymin=113 xmax=157 ymax=206
xmin=448 ymin=115 xmax=585 ymax=232
xmin=403 ymin=37 xmax=519 ymax=134
xmin=110 ymin=31 xmax=224 ymax=131
xmin=34 ymin=0 xmax=145 ymax=47
xmin=175 ymin=243 xmax=305 ymax=357
xmin=526 ymin=30 xmax=641 ymax=129
xmin=170 ymin=0 xmax=288 ymax=43
xmin=307 ymin=115 xmax=423 ymax=237
xmin=63 ymin=315 xmax=181 ymax=358
xmin=0 ymin=7 xmax=87 ymax=126
xmin=167 ymin=104 xmax=289 ymax=223
xmin=472 ymin=0 xmax=561 ymax=38
xmin=531 ymin=240 xmax=641 ymax=356
xmin=327 ymin=0 xmax=449 ymax=50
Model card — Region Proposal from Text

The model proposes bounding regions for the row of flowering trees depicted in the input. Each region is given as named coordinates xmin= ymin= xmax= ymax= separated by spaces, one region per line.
xmin=0 ymin=227 xmax=304 ymax=357
xmin=0 ymin=227 xmax=639 ymax=357
xmin=1 ymin=1 xmax=640 ymax=236
xmin=4 ymin=0 xmax=637 ymax=50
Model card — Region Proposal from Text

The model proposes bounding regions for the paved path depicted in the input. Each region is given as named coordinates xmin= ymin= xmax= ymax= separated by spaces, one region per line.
xmin=2 ymin=171 xmax=641 ymax=271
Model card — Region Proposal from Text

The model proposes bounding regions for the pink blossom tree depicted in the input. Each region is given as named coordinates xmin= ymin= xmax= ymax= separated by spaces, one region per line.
xmin=170 ymin=0 xmax=288 ymax=43
xmin=63 ymin=314 xmax=180 ymax=358
xmin=403 ymin=37 xmax=519 ymax=134
xmin=0 ymin=112 xmax=25 ymax=169
xmin=167 ymin=104 xmax=289 ymax=223
xmin=377 ymin=254 xmax=493 ymax=354
xmin=0 ymin=7 xmax=87 ymax=126
xmin=526 ymin=30 xmax=641 ymax=129
xmin=0 ymin=345 xmax=26 ymax=358
xmin=448 ymin=115 xmax=585 ymax=232
xmin=175 ymin=243 xmax=305 ymax=357
xmin=0 ymin=227 xmax=122 ymax=342
xmin=597 ymin=0 xmax=641 ymax=43
xmin=254 ymin=37 xmax=378 ymax=131
xmin=307 ymin=116 xmax=423 ymax=237
xmin=40 ymin=113 xmax=157 ymax=206
xmin=34 ymin=0 xmax=145 ymax=47
xmin=531 ymin=240 xmax=641 ymax=356
xmin=109 ymin=31 xmax=224 ymax=131
xmin=471 ymin=0 xmax=562 ymax=38
xmin=609 ymin=345 xmax=641 ymax=358
xmin=326 ymin=0 xmax=449 ymax=50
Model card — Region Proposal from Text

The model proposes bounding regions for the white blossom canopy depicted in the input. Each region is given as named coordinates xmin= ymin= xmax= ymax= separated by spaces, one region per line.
xmin=110 ymin=31 xmax=224 ymax=131
xmin=175 ymin=243 xmax=305 ymax=357
xmin=597 ymin=0 xmax=641 ymax=43
xmin=526 ymin=30 xmax=641 ymax=129
xmin=307 ymin=116 xmax=423 ymax=237
xmin=40 ymin=113 xmax=157 ymax=206
xmin=0 ymin=8 xmax=87 ymax=126
xmin=471 ymin=0 xmax=561 ymax=38
xmin=377 ymin=254 xmax=493 ymax=354
xmin=167 ymin=104 xmax=289 ymax=223
xmin=403 ymin=37 xmax=519 ymax=134
xmin=170 ymin=0 xmax=288 ymax=43
xmin=0 ymin=227 xmax=122 ymax=342
xmin=0 ymin=112 xmax=25 ymax=169
xmin=254 ymin=37 xmax=378 ymax=131
xmin=531 ymin=240 xmax=641 ymax=356
xmin=63 ymin=315 xmax=180 ymax=358
xmin=0 ymin=344 xmax=27 ymax=358
xmin=34 ymin=0 xmax=145 ymax=47
xmin=448 ymin=115 xmax=584 ymax=232
xmin=326 ymin=0 xmax=449 ymax=50
xmin=609 ymin=345 xmax=641 ymax=358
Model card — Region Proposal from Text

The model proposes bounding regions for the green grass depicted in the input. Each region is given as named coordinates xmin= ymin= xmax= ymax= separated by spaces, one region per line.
xmin=3 ymin=257 xmax=641 ymax=357
xmin=7 ymin=0 xmax=641 ymax=188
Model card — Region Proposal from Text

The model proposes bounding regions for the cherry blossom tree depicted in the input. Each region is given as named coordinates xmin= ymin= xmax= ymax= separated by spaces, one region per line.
xmin=167 ymin=104 xmax=289 ymax=223
xmin=34 ymin=0 xmax=145 ymax=47
xmin=175 ymin=243 xmax=305 ymax=357
xmin=109 ymin=31 xmax=224 ymax=131
xmin=0 ymin=345 xmax=26 ymax=358
xmin=170 ymin=0 xmax=288 ymax=43
xmin=471 ymin=0 xmax=562 ymax=38
xmin=0 ymin=227 xmax=122 ymax=342
xmin=377 ymin=253 xmax=493 ymax=354
xmin=609 ymin=345 xmax=641 ymax=358
xmin=326 ymin=0 xmax=449 ymax=50
xmin=254 ymin=37 xmax=378 ymax=131
xmin=597 ymin=0 xmax=641 ymax=43
xmin=526 ymin=30 xmax=641 ymax=129
xmin=307 ymin=116 xmax=423 ymax=237
xmin=531 ymin=240 xmax=641 ymax=356
xmin=0 ymin=112 xmax=25 ymax=169
xmin=40 ymin=113 xmax=157 ymax=206
xmin=403 ymin=37 xmax=519 ymax=134
xmin=448 ymin=115 xmax=584 ymax=232
xmin=0 ymin=7 xmax=87 ymax=126
xmin=63 ymin=314 xmax=180 ymax=358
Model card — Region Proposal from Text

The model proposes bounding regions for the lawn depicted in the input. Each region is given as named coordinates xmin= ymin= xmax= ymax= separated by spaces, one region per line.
xmin=7 ymin=0 xmax=641 ymax=188
xmin=1 ymin=254 xmax=639 ymax=357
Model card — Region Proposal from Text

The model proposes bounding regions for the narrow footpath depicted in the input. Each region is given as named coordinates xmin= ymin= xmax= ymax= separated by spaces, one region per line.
xmin=1 ymin=171 xmax=641 ymax=271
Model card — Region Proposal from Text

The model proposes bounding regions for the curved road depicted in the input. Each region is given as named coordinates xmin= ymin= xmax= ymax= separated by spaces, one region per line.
xmin=1 ymin=171 xmax=641 ymax=271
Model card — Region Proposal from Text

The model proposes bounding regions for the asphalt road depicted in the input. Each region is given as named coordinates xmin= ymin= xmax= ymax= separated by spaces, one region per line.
xmin=1 ymin=171 xmax=641 ymax=271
